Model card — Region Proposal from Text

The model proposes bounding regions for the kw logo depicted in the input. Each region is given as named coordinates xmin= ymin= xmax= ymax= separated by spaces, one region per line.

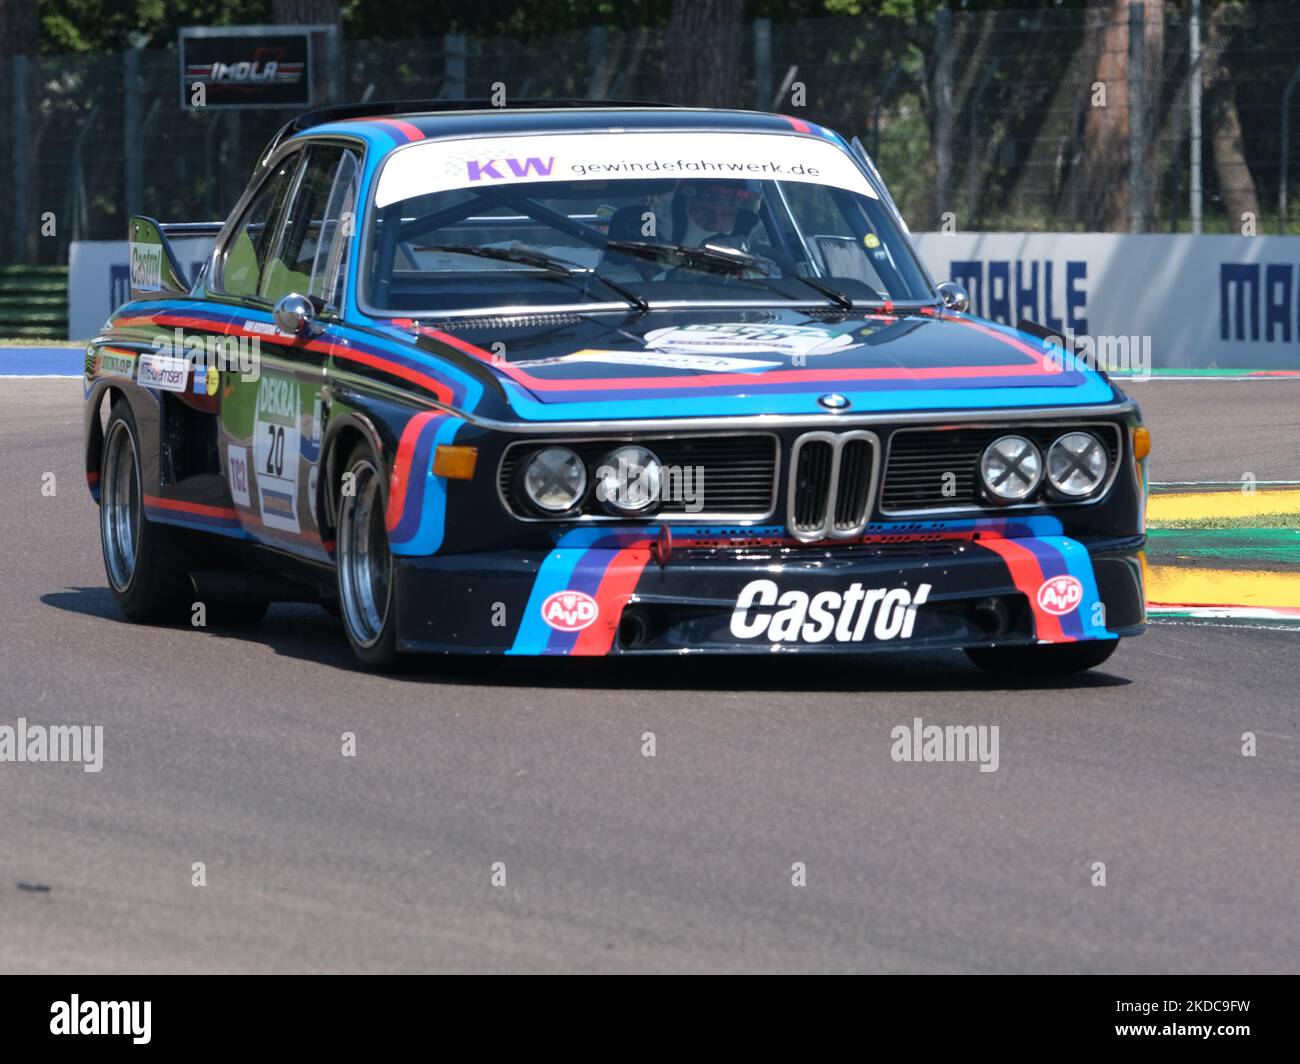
xmin=467 ymin=157 xmax=555 ymax=181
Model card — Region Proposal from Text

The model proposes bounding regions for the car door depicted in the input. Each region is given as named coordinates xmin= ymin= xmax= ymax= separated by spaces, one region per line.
xmin=214 ymin=142 xmax=360 ymax=559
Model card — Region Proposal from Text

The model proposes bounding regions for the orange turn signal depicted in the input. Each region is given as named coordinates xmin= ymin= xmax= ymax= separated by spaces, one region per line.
xmin=433 ymin=444 xmax=478 ymax=480
xmin=1133 ymin=426 xmax=1151 ymax=461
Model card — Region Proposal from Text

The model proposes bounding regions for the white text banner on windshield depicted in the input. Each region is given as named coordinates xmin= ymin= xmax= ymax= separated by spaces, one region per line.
xmin=373 ymin=131 xmax=879 ymax=208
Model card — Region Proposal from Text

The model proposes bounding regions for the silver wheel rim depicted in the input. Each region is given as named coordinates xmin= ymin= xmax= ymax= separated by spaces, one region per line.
xmin=101 ymin=419 xmax=141 ymax=593
xmin=338 ymin=458 xmax=392 ymax=648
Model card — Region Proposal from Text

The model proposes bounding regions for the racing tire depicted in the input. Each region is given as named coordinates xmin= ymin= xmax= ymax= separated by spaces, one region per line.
xmin=964 ymin=639 xmax=1119 ymax=676
xmin=335 ymin=441 xmax=400 ymax=670
xmin=99 ymin=397 xmax=192 ymax=623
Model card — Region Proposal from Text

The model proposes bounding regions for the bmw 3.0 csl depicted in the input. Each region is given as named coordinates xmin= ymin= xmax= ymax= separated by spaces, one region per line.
xmin=85 ymin=101 xmax=1147 ymax=671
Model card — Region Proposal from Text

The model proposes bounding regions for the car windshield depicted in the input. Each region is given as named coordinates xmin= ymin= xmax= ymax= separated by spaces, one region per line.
xmin=362 ymin=129 xmax=934 ymax=316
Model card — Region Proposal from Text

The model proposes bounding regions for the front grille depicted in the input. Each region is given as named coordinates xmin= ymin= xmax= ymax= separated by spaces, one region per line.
xmin=787 ymin=431 xmax=880 ymax=541
xmin=499 ymin=434 xmax=777 ymax=520
xmin=880 ymin=422 xmax=1123 ymax=514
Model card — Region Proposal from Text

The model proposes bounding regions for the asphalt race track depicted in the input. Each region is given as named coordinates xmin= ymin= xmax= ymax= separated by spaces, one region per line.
xmin=1 ymin=378 xmax=1297 ymax=973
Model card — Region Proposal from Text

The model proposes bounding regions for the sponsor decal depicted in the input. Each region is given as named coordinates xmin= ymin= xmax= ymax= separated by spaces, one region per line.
xmin=644 ymin=323 xmax=859 ymax=358
xmin=515 ymin=349 xmax=780 ymax=373
xmin=375 ymin=131 xmax=879 ymax=208
xmin=242 ymin=319 xmax=279 ymax=336
xmin=466 ymin=156 xmax=556 ymax=182
xmin=226 ymin=444 xmax=252 ymax=508
xmin=205 ymin=364 xmax=219 ymax=396
xmin=730 ymin=579 xmax=931 ymax=644
xmin=1036 ymin=574 xmax=1083 ymax=616
xmin=135 ymin=353 xmax=188 ymax=392
xmin=252 ymin=375 xmax=301 ymax=533
xmin=128 ymin=241 xmax=162 ymax=292
xmin=541 ymin=590 xmax=599 ymax=632
xmin=98 ymin=351 xmax=136 ymax=379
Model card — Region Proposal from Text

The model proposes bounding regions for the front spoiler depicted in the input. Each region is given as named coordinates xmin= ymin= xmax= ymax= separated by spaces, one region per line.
xmin=393 ymin=532 xmax=1146 ymax=656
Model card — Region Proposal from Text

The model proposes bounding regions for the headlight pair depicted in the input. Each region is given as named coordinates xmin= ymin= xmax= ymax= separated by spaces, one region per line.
xmin=979 ymin=431 xmax=1108 ymax=503
xmin=521 ymin=444 xmax=663 ymax=516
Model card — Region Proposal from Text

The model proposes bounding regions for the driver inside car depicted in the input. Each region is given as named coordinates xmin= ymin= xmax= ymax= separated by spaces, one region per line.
xmin=672 ymin=180 xmax=762 ymax=246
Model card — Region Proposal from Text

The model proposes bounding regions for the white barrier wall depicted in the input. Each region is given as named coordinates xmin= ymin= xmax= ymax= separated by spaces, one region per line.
xmin=68 ymin=232 xmax=1300 ymax=368
xmin=911 ymin=232 xmax=1300 ymax=369
xmin=68 ymin=238 xmax=214 ymax=342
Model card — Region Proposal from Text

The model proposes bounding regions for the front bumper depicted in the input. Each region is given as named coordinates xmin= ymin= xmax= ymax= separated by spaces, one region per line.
xmin=393 ymin=526 xmax=1146 ymax=655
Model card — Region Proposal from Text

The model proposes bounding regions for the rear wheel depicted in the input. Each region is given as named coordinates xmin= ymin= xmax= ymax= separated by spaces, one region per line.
xmin=99 ymin=398 xmax=190 ymax=622
xmin=964 ymin=640 xmax=1119 ymax=676
xmin=335 ymin=443 xmax=400 ymax=669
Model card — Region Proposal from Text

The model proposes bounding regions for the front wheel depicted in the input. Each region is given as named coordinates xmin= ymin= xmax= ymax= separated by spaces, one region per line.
xmin=335 ymin=442 xmax=400 ymax=669
xmin=964 ymin=639 xmax=1119 ymax=676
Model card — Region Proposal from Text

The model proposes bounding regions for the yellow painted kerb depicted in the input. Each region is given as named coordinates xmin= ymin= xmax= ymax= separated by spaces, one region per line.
xmin=1146 ymin=565 xmax=1300 ymax=608
xmin=1147 ymin=489 xmax=1300 ymax=522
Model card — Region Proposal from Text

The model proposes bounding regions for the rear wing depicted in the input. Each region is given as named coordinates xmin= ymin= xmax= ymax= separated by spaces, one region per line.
xmin=127 ymin=216 xmax=224 ymax=300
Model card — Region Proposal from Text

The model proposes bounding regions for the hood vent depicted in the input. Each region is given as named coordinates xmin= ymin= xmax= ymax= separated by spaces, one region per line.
xmin=439 ymin=313 xmax=582 ymax=331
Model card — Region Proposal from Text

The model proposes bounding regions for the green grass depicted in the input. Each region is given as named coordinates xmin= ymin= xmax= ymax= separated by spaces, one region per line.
xmin=1148 ymin=512 xmax=1300 ymax=531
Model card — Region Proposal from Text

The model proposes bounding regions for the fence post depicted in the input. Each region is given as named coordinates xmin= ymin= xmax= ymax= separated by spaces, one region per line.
xmin=1280 ymin=64 xmax=1300 ymax=231
xmin=443 ymin=34 xmax=466 ymax=100
xmin=12 ymin=55 xmax=29 ymax=265
xmin=1190 ymin=0 xmax=1203 ymax=233
xmin=754 ymin=19 xmax=771 ymax=112
xmin=967 ymin=59 xmax=999 ymax=228
xmin=934 ymin=8 xmax=954 ymax=226
xmin=588 ymin=26 xmax=608 ymax=99
xmin=1128 ymin=1 xmax=1146 ymax=233
xmin=124 ymin=48 xmax=142 ymax=221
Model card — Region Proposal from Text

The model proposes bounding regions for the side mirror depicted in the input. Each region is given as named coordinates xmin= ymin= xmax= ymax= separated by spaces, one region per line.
xmin=273 ymin=293 xmax=321 ymax=337
xmin=937 ymin=281 xmax=970 ymax=313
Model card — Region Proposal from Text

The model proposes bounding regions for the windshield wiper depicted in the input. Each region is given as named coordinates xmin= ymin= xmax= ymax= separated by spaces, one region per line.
xmin=604 ymin=239 xmax=777 ymax=277
xmin=414 ymin=243 xmax=648 ymax=313
xmin=607 ymin=239 xmax=863 ymax=311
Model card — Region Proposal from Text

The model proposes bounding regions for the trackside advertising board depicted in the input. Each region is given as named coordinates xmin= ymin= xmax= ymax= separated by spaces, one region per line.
xmin=911 ymin=232 xmax=1300 ymax=369
xmin=68 ymin=239 xmax=214 ymax=341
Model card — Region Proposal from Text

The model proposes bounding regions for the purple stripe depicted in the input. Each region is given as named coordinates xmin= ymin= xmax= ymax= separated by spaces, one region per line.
xmin=1017 ymin=537 xmax=1084 ymax=639
xmin=389 ymin=416 xmax=443 ymax=546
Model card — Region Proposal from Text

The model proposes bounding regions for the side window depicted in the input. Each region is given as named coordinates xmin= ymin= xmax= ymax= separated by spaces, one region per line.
xmin=219 ymin=151 xmax=301 ymax=299
xmin=261 ymin=145 xmax=360 ymax=309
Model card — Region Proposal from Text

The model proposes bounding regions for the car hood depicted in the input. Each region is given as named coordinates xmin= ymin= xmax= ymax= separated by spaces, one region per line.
xmin=397 ymin=308 xmax=1117 ymax=423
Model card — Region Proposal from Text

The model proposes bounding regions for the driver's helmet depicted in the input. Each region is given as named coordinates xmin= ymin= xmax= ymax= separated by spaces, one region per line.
xmin=668 ymin=180 xmax=763 ymax=245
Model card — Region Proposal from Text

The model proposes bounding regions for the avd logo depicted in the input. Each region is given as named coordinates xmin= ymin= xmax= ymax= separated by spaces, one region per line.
xmin=541 ymin=590 xmax=599 ymax=632
xmin=1037 ymin=575 xmax=1083 ymax=615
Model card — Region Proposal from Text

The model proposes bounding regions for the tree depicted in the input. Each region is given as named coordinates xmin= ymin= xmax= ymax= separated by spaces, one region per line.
xmin=272 ymin=0 xmax=340 ymax=25
xmin=1204 ymin=0 xmax=1259 ymax=228
xmin=665 ymin=0 xmax=744 ymax=109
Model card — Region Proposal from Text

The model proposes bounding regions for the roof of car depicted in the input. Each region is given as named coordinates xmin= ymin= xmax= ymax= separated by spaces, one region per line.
xmin=265 ymin=101 xmax=832 ymax=163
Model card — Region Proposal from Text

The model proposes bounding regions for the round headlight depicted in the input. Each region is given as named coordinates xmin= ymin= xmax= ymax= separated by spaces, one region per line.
xmin=595 ymin=445 xmax=662 ymax=514
xmin=1047 ymin=431 xmax=1108 ymax=497
xmin=522 ymin=447 xmax=586 ymax=513
xmin=980 ymin=435 xmax=1042 ymax=502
